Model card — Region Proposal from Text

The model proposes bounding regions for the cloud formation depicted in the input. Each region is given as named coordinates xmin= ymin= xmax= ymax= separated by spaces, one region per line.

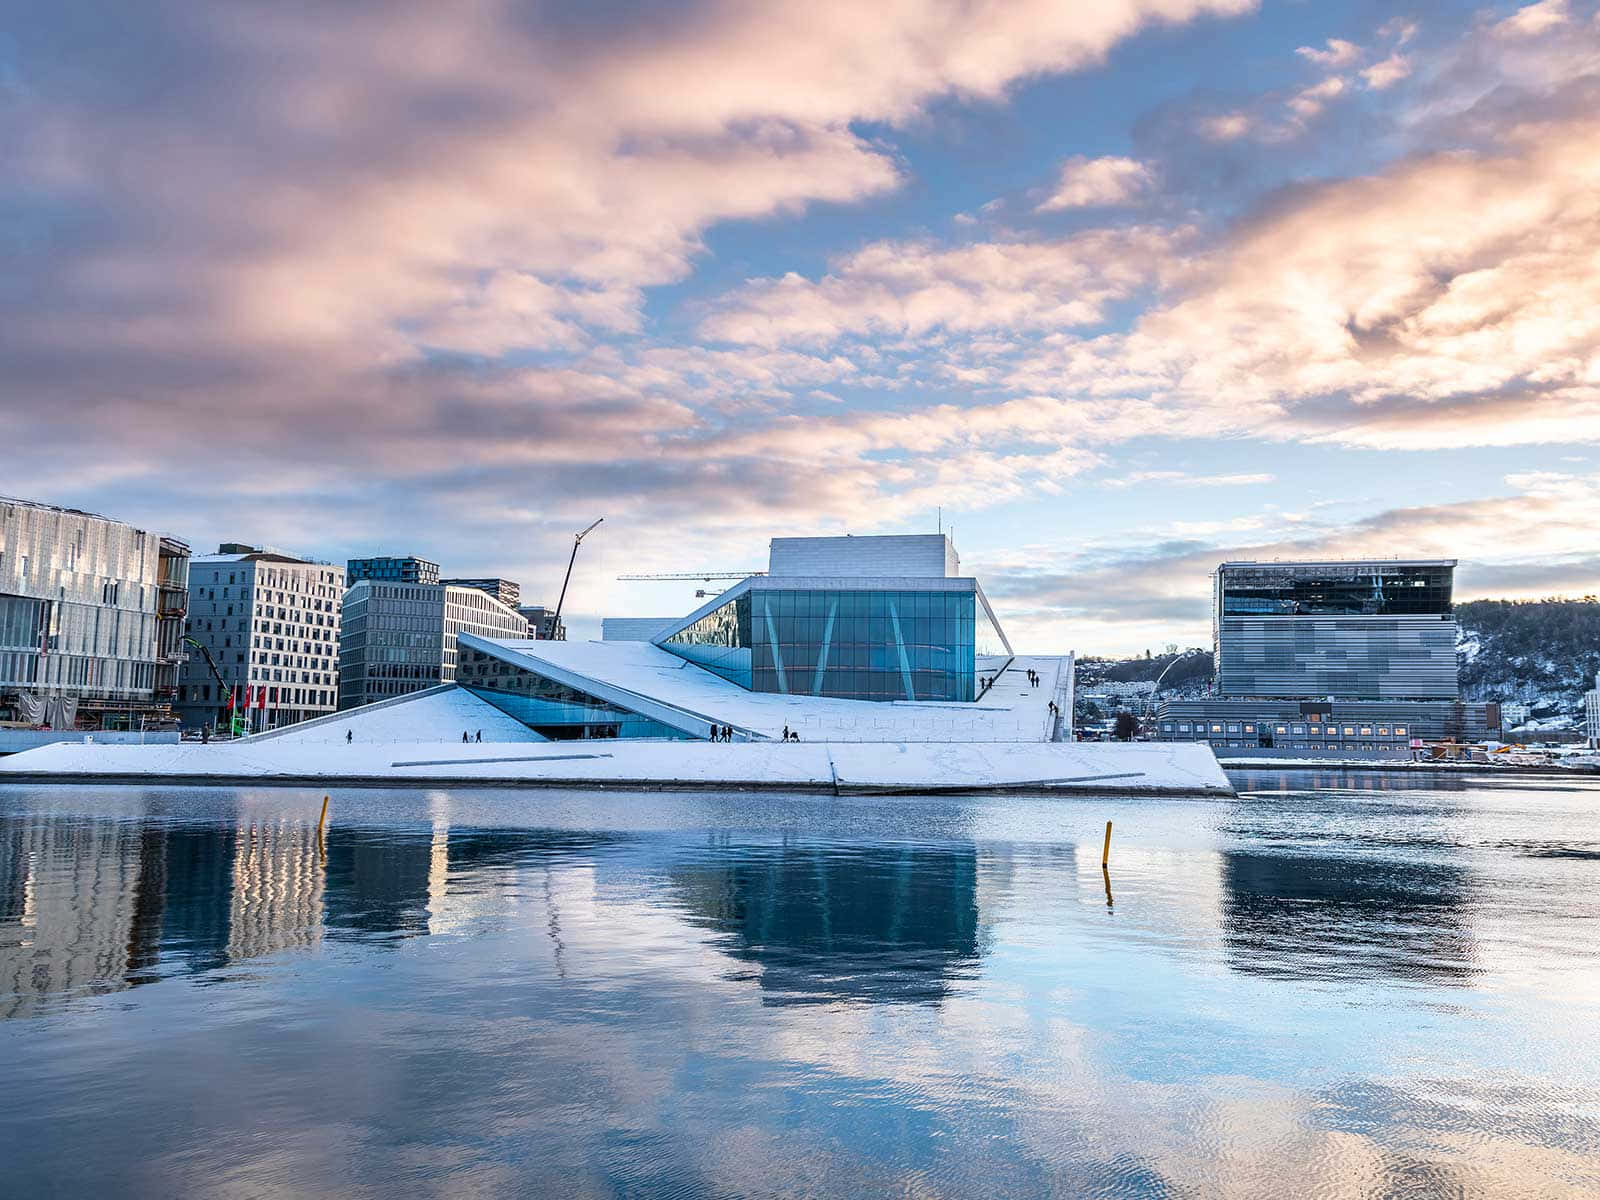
xmin=1036 ymin=156 xmax=1155 ymax=210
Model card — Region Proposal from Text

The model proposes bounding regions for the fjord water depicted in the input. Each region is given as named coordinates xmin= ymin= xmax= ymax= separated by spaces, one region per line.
xmin=3 ymin=774 xmax=1598 ymax=1198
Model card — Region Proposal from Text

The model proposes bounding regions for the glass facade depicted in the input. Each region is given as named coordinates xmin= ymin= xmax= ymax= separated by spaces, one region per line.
xmin=663 ymin=586 xmax=989 ymax=702
xmin=1219 ymin=563 xmax=1452 ymax=617
xmin=457 ymin=645 xmax=687 ymax=740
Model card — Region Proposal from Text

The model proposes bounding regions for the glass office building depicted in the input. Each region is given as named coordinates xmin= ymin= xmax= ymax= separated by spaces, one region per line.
xmin=660 ymin=578 xmax=1008 ymax=703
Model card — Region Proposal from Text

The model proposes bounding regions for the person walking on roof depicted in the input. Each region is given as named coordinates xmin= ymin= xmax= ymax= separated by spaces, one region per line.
xmin=462 ymin=731 xmax=469 ymax=743
xmin=346 ymin=729 xmax=352 ymax=744
xmin=475 ymin=729 xmax=482 ymax=742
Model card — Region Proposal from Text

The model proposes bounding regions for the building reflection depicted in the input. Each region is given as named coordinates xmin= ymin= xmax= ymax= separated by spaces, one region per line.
xmin=1221 ymin=850 xmax=1477 ymax=984
xmin=668 ymin=840 xmax=983 ymax=1005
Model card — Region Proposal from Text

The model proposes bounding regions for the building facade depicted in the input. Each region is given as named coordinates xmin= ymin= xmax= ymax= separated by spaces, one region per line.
xmin=175 ymin=547 xmax=344 ymax=731
xmin=656 ymin=534 xmax=1008 ymax=703
xmin=1157 ymin=558 xmax=1498 ymax=753
xmin=338 ymin=581 xmax=528 ymax=709
xmin=0 ymin=496 xmax=190 ymax=729
xmin=1213 ymin=560 xmax=1459 ymax=699
xmin=442 ymin=578 xmax=520 ymax=609
xmin=346 ymin=555 xmax=440 ymax=585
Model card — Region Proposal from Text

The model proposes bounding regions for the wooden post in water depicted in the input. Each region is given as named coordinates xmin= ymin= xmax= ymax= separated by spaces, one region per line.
xmin=317 ymin=795 xmax=330 ymax=854
xmin=1101 ymin=820 xmax=1112 ymax=867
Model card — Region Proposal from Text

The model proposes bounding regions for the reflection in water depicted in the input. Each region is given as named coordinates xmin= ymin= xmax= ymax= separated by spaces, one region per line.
xmin=2 ymin=779 xmax=1600 ymax=1199
xmin=1222 ymin=850 xmax=1476 ymax=984
xmin=669 ymin=840 xmax=981 ymax=1004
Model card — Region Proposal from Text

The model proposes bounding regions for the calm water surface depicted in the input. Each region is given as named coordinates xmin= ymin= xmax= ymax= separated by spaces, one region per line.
xmin=3 ymin=772 xmax=1599 ymax=1198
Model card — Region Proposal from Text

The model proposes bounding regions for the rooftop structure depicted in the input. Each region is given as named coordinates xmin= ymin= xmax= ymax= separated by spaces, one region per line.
xmin=517 ymin=604 xmax=564 ymax=641
xmin=441 ymin=577 xmax=521 ymax=609
xmin=346 ymin=555 xmax=440 ymax=586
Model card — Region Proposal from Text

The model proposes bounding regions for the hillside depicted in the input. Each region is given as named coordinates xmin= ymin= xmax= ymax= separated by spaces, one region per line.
xmin=1456 ymin=599 xmax=1600 ymax=730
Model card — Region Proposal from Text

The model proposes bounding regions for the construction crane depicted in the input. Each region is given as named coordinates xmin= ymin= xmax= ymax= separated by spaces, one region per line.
xmin=183 ymin=635 xmax=245 ymax=736
xmin=616 ymin=570 xmax=765 ymax=598
xmin=615 ymin=571 xmax=765 ymax=581
xmin=550 ymin=517 xmax=603 ymax=636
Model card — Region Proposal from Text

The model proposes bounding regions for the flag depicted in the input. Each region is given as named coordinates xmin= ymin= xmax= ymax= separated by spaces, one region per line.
xmin=226 ymin=686 xmax=236 ymax=711
xmin=244 ymin=685 xmax=254 ymax=709
xmin=258 ymin=687 xmax=267 ymax=710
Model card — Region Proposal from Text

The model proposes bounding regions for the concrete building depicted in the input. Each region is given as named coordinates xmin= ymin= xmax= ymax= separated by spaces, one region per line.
xmin=346 ymin=555 xmax=439 ymax=585
xmin=1156 ymin=558 xmax=1499 ymax=754
xmin=442 ymin=577 xmax=520 ymax=609
xmin=0 ymin=495 xmax=190 ymax=730
xmin=1586 ymin=674 xmax=1599 ymax=749
xmin=338 ymin=580 xmax=528 ymax=710
xmin=175 ymin=546 xmax=344 ymax=731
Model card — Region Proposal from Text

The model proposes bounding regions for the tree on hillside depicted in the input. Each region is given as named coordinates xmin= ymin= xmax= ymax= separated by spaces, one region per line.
xmin=1113 ymin=711 xmax=1140 ymax=742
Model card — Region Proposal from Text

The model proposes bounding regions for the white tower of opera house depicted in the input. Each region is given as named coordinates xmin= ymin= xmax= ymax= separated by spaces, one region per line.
xmin=277 ymin=533 xmax=1076 ymax=745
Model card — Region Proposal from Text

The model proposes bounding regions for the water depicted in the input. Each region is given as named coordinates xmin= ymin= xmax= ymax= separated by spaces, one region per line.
xmin=3 ymin=771 xmax=1599 ymax=1198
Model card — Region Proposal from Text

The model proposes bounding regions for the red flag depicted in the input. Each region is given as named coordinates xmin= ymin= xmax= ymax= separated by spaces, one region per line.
xmin=258 ymin=687 xmax=267 ymax=710
xmin=243 ymin=685 xmax=253 ymax=709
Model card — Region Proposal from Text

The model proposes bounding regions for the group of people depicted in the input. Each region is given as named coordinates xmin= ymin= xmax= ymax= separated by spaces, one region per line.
xmin=780 ymin=726 xmax=801 ymax=742
xmin=709 ymin=725 xmax=735 ymax=742
xmin=979 ymin=667 xmax=1049 ymax=691
xmin=461 ymin=730 xmax=482 ymax=742
xmin=1047 ymin=700 xmax=1061 ymax=718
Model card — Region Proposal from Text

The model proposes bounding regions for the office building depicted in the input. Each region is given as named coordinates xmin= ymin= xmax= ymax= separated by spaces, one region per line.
xmin=338 ymin=581 xmax=528 ymax=709
xmin=1586 ymin=674 xmax=1599 ymax=749
xmin=346 ymin=555 xmax=439 ymax=585
xmin=175 ymin=546 xmax=344 ymax=731
xmin=0 ymin=495 xmax=190 ymax=729
xmin=442 ymin=577 xmax=520 ymax=609
xmin=1155 ymin=558 xmax=1499 ymax=754
xmin=518 ymin=604 xmax=565 ymax=641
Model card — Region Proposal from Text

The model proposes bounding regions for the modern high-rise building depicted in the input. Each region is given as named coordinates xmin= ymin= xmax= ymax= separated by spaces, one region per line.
xmin=175 ymin=546 xmax=344 ymax=731
xmin=1212 ymin=559 xmax=1459 ymax=699
xmin=337 ymin=580 xmax=528 ymax=709
xmin=1585 ymin=673 xmax=1599 ymax=749
xmin=0 ymin=496 xmax=190 ymax=729
xmin=1155 ymin=558 xmax=1499 ymax=753
xmin=441 ymin=577 xmax=520 ymax=609
xmin=345 ymin=555 xmax=440 ymax=585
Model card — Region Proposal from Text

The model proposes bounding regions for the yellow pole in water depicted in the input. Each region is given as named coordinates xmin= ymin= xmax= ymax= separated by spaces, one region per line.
xmin=318 ymin=795 xmax=330 ymax=836
xmin=1101 ymin=820 xmax=1112 ymax=867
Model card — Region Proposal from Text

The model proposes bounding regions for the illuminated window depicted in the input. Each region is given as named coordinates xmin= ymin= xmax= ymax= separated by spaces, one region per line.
xmin=1395 ymin=726 xmax=1408 ymax=736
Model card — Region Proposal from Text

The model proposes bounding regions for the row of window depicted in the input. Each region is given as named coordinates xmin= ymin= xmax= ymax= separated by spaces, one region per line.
xmin=1161 ymin=721 xmax=1411 ymax=738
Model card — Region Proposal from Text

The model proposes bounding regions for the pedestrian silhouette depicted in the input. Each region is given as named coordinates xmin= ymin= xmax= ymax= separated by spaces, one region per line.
xmin=475 ymin=729 xmax=482 ymax=742
xmin=346 ymin=729 xmax=352 ymax=744
xmin=462 ymin=731 xmax=469 ymax=743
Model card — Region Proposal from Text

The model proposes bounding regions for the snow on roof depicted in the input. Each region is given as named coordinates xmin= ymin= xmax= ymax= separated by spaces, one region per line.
xmin=459 ymin=634 xmax=1071 ymax=743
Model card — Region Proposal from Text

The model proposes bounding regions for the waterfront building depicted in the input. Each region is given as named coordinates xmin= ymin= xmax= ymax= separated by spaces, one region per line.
xmin=1155 ymin=558 xmax=1499 ymax=754
xmin=246 ymin=533 xmax=1070 ymax=744
xmin=442 ymin=577 xmax=520 ymax=609
xmin=174 ymin=546 xmax=344 ymax=731
xmin=346 ymin=555 xmax=440 ymax=586
xmin=0 ymin=495 xmax=190 ymax=729
xmin=518 ymin=604 xmax=565 ymax=641
xmin=1586 ymin=674 xmax=1599 ymax=749
xmin=338 ymin=581 xmax=528 ymax=709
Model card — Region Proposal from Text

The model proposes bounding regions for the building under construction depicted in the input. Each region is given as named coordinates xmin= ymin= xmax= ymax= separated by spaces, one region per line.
xmin=0 ymin=495 xmax=190 ymax=730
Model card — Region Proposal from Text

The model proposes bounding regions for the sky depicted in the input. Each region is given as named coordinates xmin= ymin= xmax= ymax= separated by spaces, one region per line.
xmin=2 ymin=0 xmax=1597 ymax=654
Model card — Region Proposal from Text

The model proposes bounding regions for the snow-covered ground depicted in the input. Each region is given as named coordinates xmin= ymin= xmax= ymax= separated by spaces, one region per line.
xmin=0 ymin=738 xmax=1232 ymax=796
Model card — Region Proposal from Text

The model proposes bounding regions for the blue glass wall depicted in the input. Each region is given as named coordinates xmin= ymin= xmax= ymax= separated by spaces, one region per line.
xmin=664 ymin=587 xmax=976 ymax=702
xmin=457 ymin=646 xmax=688 ymax=740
